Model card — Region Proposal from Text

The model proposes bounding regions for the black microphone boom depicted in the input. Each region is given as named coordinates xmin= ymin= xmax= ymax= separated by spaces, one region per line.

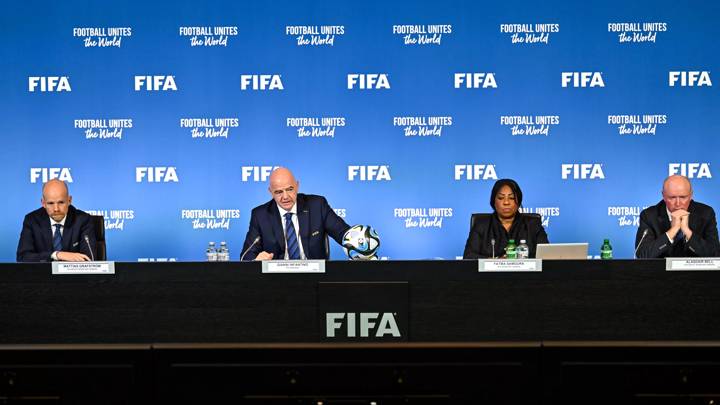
xmin=634 ymin=229 xmax=649 ymax=259
xmin=240 ymin=236 xmax=261 ymax=261
xmin=83 ymin=235 xmax=95 ymax=261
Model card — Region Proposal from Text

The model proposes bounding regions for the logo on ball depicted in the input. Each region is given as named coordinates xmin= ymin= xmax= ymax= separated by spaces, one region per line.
xmin=342 ymin=225 xmax=380 ymax=260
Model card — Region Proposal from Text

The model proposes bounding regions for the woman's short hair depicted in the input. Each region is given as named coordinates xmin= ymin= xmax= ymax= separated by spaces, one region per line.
xmin=489 ymin=179 xmax=523 ymax=211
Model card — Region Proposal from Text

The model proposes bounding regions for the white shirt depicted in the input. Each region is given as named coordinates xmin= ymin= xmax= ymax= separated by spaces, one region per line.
xmin=276 ymin=204 xmax=306 ymax=260
xmin=49 ymin=215 xmax=67 ymax=260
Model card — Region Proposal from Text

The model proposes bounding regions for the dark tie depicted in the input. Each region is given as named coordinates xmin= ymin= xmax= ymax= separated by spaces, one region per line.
xmin=675 ymin=230 xmax=685 ymax=244
xmin=53 ymin=224 xmax=63 ymax=252
xmin=284 ymin=213 xmax=301 ymax=260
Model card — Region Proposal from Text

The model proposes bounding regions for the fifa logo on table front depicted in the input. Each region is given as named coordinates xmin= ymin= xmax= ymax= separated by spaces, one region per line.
xmin=134 ymin=76 xmax=177 ymax=91
xmin=242 ymin=166 xmax=279 ymax=182
xmin=561 ymin=164 xmax=605 ymax=180
xmin=135 ymin=167 xmax=179 ymax=182
xmin=347 ymin=165 xmax=391 ymax=181
xmin=240 ymin=75 xmax=283 ymax=90
xmin=669 ymin=71 xmax=712 ymax=87
xmin=561 ymin=72 xmax=604 ymax=87
xmin=454 ymin=164 xmax=498 ymax=180
xmin=30 ymin=168 xmax=73 ymax=183
xmin=326 ymin=312 xmax=401 ymax=338
xmin=28 ymin=76 xmax=71 ymax=92
xmin=454 ymin=73 xmax=497 ymax=88
xmin=347 ymin=74 xmax=390 ymax=89
xmin=669 ymin=163 xmax=712 ymax=179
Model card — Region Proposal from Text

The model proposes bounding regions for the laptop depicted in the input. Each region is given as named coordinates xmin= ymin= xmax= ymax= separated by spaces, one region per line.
xmin=536 ymin=243 xmax=588 ymax=259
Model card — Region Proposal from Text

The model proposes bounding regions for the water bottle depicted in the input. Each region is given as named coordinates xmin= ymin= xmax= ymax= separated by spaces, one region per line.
xmin=218 ymin=241 xmax=230 ymax=262
xmin=206 ymin=241 xmax=218 ymax=262
xmin=600 ymin=239 xmax=613 ymax=260
xmin=517 ymin=239 xmax=529 ymax=259
xmin=506 ymin=239 xmax=517 ymax=259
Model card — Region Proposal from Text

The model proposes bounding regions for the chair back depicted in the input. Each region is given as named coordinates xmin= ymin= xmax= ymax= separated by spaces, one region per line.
xmin=90 ymin=215 xmax=107 ymax=260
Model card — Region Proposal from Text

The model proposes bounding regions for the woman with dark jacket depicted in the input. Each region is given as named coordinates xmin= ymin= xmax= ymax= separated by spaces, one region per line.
xmin=463 ymin=179 xmax=549 ymax=259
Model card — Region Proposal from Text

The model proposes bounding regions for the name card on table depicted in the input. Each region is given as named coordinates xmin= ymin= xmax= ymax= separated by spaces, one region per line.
xmin=52 ymin=261 xmax=115 ymax=275
xmin=666 ymin=258 xmax=720 ymax=271
xmin=262 ymin=260 xmax=326 ymax=274
xmin=478 ymin=259 xmax=542 ymax=272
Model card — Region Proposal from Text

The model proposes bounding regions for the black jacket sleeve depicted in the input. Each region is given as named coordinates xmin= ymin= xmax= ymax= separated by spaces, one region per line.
xmin=240 ymin=209 xmax=263 ymax=261
xmin=635 ymin=210 xmax=672 ymax=259
xmin=320 ymin=196 xmax=351 ymax=245
xmin=463 ymin=221 xmax=486 ymax=259
xmin=685 ymin=208 xmax=720 ymax=257
xmin=16 ymin=215 xmax=52 ymax=262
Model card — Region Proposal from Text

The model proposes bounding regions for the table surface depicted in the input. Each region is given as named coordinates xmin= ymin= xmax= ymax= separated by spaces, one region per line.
xmin=1 ymin=259 xmax=718 ymax=344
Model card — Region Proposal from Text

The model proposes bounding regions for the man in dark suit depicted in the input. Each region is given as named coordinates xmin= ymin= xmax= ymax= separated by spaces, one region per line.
xmin=635 ymin=175 xmax=719 ymax=258
xmin=17 ymin=179 xmax=96 ymax=262
xmin=241 ymin=167 xmax=350 ymax=260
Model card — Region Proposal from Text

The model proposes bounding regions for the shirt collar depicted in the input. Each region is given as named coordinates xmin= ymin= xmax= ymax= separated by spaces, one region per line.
xmin=50 ymin=215 xmax=67 ymax=227
xmin=277 ymin=203 xmax=297 ymax=218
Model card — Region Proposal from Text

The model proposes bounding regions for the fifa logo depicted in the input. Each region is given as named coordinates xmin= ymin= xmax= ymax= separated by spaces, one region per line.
xmin=30 ymin=168 xmax=73 ymax=183
xmin=669 ymin=163 xmax=712 ymax=179
xmin=326 ymin=312 xmax=401 ymax=338
xmin=454 ymin=73 xmax=497 ymax=88
xmin=561 ymin=164 xmax=605 ymax=179
xmin=136 ymin=167 xmax=179 ymax=182
xmin=242 ymin=166 xmax=279 ymax=182
xmin=28 ymin=76 xmax=71 ymax=92
xmin=668 ymin=71 xmax=712 ymax=87
xmin=347 ymin=74 xmax=391 ymax=89
xmin=561 ymin=72 xmax=604 ymax=87
xmin=347 ymin=165 xmax=391 ymax=181
xmin=240 ymin=75 xmax=284 ymax=90
xmin=134 ymin=76 xmax=177 ymax=91
xmin=454 ymin=164 xmax=498 ymax=180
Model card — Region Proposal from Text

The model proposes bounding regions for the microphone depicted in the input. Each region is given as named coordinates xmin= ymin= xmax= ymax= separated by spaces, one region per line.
xmin=491 ymin=238 xmax=496 ymax=259
xmin=240 ymin=236 xmax=261 ymax=261
xmin=634 ymin=229 xmax=649 ymax=259
xmin=83 ymin=235 xmax=95 ymax=261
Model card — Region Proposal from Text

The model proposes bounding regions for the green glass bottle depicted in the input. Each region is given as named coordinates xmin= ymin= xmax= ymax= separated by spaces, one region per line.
xmin=600 ymin=239 xmax=613 ymax=259
xmin=506 ymin=239 xmax=517 ymax=259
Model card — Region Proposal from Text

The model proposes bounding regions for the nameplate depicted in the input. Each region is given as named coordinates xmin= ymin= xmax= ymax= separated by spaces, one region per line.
xmin=262 ymin=260 xmax=326 ymax=274
xmin=52 ymin=261 xmax=115 ymax=275
xmin=666 ymin=258 xmax=720 ymax=271
xmin=479 ymin=259 xmax=542 ymax=272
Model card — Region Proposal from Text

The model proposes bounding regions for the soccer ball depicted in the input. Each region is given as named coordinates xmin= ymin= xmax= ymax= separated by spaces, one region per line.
xmin=342 ymin=225 xmax=380 ymax=260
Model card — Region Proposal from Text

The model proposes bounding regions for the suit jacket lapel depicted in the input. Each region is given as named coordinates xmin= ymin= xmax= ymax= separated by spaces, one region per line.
xmin=656 ymin=201 xmax=669 ymax=233
xmin=268 ymin=201 xmax=285 ymax=257
xmin=62 ymin=207 xmax=75 ymax=250
xmin=297 ymin=195 xmax=310 ymax=258
xmin=688 ymin=200 xmax=699 ymax=234
xmin=39 ymin=211 xmax=54 ymax=252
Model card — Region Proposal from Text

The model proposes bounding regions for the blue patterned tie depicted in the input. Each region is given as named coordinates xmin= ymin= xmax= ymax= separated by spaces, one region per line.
xmin=53 ymin=224 xmax=63 ymax=252
xmin=284 ymin=212 xmax=301 ymax=260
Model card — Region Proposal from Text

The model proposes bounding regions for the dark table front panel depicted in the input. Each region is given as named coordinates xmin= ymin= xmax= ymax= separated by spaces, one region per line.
xmin=0 ymin=260 xmax=718 ymax=343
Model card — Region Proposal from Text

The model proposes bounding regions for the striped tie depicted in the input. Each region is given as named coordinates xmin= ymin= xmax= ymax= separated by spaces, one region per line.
xmin=284 ymin=212 xmax=301 ymax=260
xmin=53 ymin=224 xmax=63 ymax=252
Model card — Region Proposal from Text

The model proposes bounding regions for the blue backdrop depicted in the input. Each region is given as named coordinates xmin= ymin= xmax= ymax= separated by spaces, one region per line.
xmin=1 ymin=0 xmax=718 ymax=261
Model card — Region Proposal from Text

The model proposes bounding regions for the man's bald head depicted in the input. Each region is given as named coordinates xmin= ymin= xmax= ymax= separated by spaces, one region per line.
xmin=268 ymin=167 xmax=299 ymax=211
xmin=41 ymin=179 xmax=72 ymax=222
xmin=662 ymin=175 xmax=692 ymax=212
xmin=42 ymin=179 xmax=68 ymax=199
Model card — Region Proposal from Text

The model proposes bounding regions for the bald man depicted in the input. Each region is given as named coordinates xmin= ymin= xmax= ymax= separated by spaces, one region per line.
xmin=17 ymin=179 xmax=96 ymax=262
xmin=241 ymin=168 xmax=350 ymax=260
xmin=635 ymin=175 xmax=719 ymax=258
